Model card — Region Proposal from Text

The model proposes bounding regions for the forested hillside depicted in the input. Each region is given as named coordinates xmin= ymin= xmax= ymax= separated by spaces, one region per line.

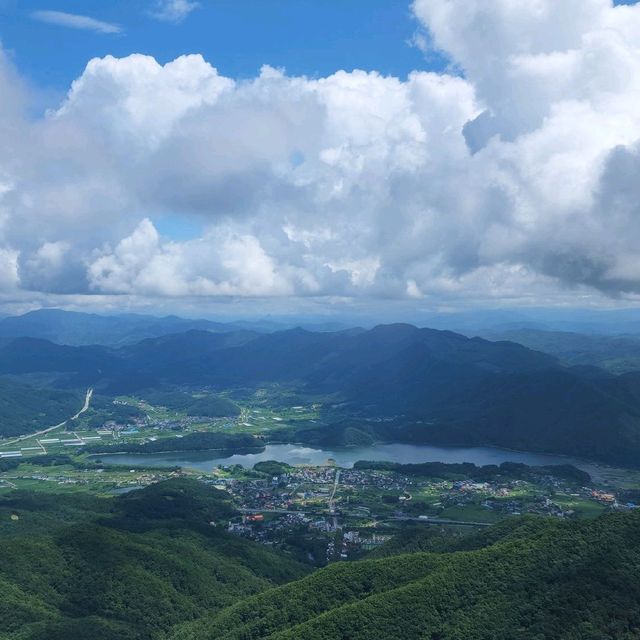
xmin=0 ymin=379 xmax=80 ymax=437
xmin=1 ymin=479 xmax=639 ymax=640
xmin=0 ymin=479 xmax=640 ymax=640
xmin=173 ymin=512 xmax=640 ymax=640
xmin=3 ymin=324 xmax=640 ymax=464
xmin=138 ymin=390 xmax=240 ymax=417
xmin=483 ymin=328 xmax=640 ymax=374
xmin=0 ymin=480 xmax=308 ymax=640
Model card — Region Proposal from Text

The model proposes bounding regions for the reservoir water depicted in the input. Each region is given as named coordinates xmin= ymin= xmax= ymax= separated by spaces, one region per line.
xmin=98 ymin=442 xmax=591 ymax=472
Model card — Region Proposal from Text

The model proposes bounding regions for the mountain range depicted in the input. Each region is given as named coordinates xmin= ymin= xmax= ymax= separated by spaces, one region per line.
xmin=0 ymin=309 xmax=248 ymax=347
xmin=0 ymin=309 xmax=354 ymax=347
xmin=2 ymin=317 xmax=640 ymax=464
xmin=482 ymin=328 xmax=640 ymax=374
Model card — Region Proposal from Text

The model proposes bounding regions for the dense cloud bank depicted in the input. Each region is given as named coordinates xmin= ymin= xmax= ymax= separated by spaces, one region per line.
xmin=2 ymin=0 xmax=640 ymax=309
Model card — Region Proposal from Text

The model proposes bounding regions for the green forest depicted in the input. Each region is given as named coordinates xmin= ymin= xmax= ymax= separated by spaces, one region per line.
xmin=0 ymin=479 xmax=307 ymax=640
xmin=0 ymin=380 xmax=80 ymax=437
xmin=173 ymin=513 xmax=640 ymax=640
xmin=138 ymin=391 xmax=241 ymax=418
xmin=1 ymin=479 xmax=639 ymax=640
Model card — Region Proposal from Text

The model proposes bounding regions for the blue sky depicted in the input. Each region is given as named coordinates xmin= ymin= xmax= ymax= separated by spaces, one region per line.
xmin=1 ymin=0 xmax=446 ymax=95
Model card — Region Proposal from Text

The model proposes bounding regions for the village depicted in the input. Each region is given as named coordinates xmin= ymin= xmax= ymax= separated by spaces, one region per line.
xmin=208 ymin=461 xmax=638 ymax=563
xmin=1 ymin=391 xmax=638 ymax=566
xmin=0 ymin=444 xmax=638 ymax=565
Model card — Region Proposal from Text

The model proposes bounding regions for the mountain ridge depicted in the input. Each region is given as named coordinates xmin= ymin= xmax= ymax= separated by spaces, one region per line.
xmin=2 ymin=324 xmax=640 ymax=464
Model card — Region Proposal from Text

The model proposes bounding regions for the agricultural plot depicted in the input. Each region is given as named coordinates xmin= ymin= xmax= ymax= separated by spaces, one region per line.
xmin=0 ymin=388 xmax=324 ymax=459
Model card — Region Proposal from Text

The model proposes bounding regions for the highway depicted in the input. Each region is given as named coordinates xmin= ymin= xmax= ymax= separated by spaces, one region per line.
xmin=238 ymin=508 xmax=490 ymax=527
xmin=71 ymin=388 xmax=93 ymax=420
xmin=384 ymin=516 xmax=491 ymax=527
xmin=1 ymin=388 xmax=93 ymax=448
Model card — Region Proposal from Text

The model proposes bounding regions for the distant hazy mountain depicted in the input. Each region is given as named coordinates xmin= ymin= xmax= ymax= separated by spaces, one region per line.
xmin=0 ymin=309 xmax=252 ymax=346
xmin=413 ymin=307 xmax=640 ymax=335
xmin=2 ymin=323 xmax=640 ymax=464
xmin=0 ymin=309 xmax=360 ymax=346
xmin=483 ymin=328 xmax=640 ymax=374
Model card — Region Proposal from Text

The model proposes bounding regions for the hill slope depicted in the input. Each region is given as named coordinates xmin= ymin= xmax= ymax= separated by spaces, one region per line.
xmin=2 ymin=480 xmax=640 ymax=640
xmin=0 ymin=479 xmax=308 ymax=640
xmin=0 ymin=378 xmax=81 ymax=437
xmin=2 ymin=325 xmax=640 ymax=464
xmin=172 ymin=512 xmax=640 ymax=640
xmin=483 ymin=327 xmax=640 ymax=374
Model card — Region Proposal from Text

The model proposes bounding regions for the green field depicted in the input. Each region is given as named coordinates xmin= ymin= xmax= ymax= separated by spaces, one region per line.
xmin=0 ymin=387 xmax=636 ymax=533
xmin=0 ymin=388 xmax=323 ymax=459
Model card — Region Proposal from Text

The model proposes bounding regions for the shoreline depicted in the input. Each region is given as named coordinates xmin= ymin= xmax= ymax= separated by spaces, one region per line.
xmin=89 ymin=440 xmax=609 ymax=471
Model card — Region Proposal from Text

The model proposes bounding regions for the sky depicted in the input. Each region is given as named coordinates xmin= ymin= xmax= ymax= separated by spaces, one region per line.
xmin=1 ymin=1 xmax=443 ymax=91
xmin=1 ymin=0 xmax=640 ymax=320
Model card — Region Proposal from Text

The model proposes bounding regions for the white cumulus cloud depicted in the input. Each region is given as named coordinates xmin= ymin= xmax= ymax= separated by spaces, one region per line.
xmin=3 ymin=1 xmax=640 ymax=311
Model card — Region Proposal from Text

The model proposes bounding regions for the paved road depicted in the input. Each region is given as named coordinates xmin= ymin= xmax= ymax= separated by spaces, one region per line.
xmin=328 ymin=468 xmax=340 ymax=512
xmin=2 ymin=388 xmax=93 ymax=447
xmin=238 ymin=508 xmax=490 ymax=527
xmin=386 ymin=516 xmax=491 ymax=527
xmin=71 ymin=388 xmax=93 ymax=420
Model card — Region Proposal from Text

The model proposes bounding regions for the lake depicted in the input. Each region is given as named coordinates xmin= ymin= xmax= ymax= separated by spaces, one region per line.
xmin=98 ymin=442 xmax=592 ymax=472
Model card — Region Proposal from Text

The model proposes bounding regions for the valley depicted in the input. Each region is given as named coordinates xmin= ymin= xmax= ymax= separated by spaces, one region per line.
xmin=3 ymin=320 xmax=640 ymax=467
xmin=0 ymin=409 xmax=634 ymax=568
xmin=2 ymin=311 xmax=640 ymax=638
xmin=1 ymin=353 xmax=639 ymax=547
